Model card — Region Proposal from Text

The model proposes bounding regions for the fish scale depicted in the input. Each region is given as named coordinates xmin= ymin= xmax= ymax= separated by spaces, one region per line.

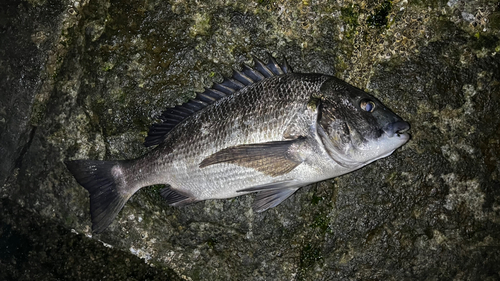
xmin=150 ymin=75 xmax=325 ymax=199
xmin=65 ymin=55 xmax=410 ymax=233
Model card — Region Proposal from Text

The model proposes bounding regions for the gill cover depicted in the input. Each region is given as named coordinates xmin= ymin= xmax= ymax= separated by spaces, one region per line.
xmin=316 ymin=77 xmax=410 ymax=167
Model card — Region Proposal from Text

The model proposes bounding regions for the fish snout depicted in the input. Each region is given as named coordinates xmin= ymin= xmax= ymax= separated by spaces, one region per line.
xmin=383 ymin=121 xmax=410 ymax=138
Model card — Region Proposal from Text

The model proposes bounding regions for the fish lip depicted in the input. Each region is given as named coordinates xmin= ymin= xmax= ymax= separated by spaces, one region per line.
xmin=377 ymin=128 xmax=410 ymax=149
xmin=383 ymin=121 xmax=411 ymax=138
xmin=386 ymin=130 xmax=410 ymax=142
xmin=396 ymin=132 xmax=411 ymax=141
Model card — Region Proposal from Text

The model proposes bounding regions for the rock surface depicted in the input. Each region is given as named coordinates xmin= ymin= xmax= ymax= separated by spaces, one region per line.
xmin=1 ymin=0 xmax=499 ymax=280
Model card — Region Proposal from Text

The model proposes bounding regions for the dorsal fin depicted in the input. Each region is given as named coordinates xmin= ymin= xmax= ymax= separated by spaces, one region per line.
xmin=144 ymin=54 xmax=293 ymax=147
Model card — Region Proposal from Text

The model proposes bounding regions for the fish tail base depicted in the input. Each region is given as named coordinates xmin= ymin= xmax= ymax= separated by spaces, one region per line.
xmin=65 ymin=160 xmax=130 ymax=233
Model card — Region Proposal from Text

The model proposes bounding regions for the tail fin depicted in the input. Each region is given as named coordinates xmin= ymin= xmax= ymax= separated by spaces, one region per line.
xmin=65 ymin=160 xmax=131 ymax=233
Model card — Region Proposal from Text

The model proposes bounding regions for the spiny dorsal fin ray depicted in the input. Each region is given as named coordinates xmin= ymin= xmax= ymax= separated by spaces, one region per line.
xmin=144 ymin=54 xmax=293 ymax=147
xmin=242 ymin=64 xmax=265 ymax=82
xmin=252 ymin=55 xmax=274 ymax=78
xmin=266 ymin=53 xmax=286 ymax=75
xmin=232 ymin=69 xmax=254 ymax=85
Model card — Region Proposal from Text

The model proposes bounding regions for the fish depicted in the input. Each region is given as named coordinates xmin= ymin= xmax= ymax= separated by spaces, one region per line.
xmin=65 ymin=54 xmax=410 ymax=233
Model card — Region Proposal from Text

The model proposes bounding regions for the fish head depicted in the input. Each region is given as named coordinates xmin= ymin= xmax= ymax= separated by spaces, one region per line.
xmin=316 ymin=77 xmax=410 ymax=168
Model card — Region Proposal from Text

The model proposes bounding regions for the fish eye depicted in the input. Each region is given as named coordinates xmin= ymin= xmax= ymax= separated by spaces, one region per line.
xmin=360 ymin=100 xmax=375 ymax=112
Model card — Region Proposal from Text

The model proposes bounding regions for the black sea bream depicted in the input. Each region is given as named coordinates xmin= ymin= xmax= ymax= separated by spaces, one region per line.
xmin=66 ymin=55 xmax=410 ymax=233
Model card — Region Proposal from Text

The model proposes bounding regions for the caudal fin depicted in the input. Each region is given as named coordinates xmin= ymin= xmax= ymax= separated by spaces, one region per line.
xmin=65 ymin=160 xmax=130 ymax=233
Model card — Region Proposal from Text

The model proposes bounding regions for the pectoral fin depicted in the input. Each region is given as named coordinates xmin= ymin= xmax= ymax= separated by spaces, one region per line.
xmin=199 ymin=138 xmax=307 ymax=177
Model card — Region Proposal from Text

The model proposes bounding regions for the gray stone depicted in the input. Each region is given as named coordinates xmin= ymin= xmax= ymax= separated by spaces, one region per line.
xmin=1 ymin=0 xmax=499 ymax=280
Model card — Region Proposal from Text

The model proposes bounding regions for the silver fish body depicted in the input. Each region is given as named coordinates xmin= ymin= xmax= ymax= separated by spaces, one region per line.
xmin=66 ymin=56 xmax=410 ymax=233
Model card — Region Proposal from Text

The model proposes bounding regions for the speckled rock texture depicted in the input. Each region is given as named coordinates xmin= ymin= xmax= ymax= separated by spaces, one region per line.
xmin=1 ymin=0 xmax=499 ymax=280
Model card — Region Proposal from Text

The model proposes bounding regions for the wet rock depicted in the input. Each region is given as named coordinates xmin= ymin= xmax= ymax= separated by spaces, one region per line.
xmin=1 ymin=0 xmax=499 ymax=280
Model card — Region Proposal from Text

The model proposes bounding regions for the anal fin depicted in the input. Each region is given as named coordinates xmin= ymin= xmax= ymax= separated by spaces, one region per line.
xmin=199 ymin=137 xmax=307 ymax=177
xmin=160 ymin=186 xmax=196 ymax=206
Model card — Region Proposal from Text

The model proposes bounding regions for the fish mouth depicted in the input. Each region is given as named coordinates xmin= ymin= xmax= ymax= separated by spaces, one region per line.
xmin=383 ymin=121 xmax=411 ymax=139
